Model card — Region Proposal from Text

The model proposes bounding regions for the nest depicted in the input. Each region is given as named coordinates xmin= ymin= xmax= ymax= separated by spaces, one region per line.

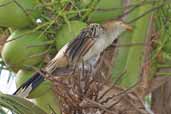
xmin=47 ymin=45 xmax=151 ymax=114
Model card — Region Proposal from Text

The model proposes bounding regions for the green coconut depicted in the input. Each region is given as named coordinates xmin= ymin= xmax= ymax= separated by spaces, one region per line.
xmin=32 ymin=91 xmax=59 ymax=114
xmin=0 ymin=0 xmax=41 ymax=28
xmin=80 ymin=0 xmax=92 ymax=8
xmin=2 ymin=30 xmax=47 ymax=72
xmin=88 ymin=0 xmax=123 ymax=23
xmin=56 ymin=21 xmax=87 ymax=50
xmin=16 ymin=69 xmax=51 ymax=98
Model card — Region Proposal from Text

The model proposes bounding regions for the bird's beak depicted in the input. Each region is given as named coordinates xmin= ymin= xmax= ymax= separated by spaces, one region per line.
xmin=122 ymin=24 xmax=133 ymax=32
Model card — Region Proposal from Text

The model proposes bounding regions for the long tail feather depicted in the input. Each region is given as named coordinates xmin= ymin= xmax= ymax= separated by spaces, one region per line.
xmin=13 ymin=72 xmax=44 ymax=98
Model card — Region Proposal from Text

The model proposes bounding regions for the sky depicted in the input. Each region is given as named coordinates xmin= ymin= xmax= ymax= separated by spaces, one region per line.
xmin=0 ymin=70 xmax=16 ymax=114
xmin=0 ymin=70 xmax=16 ymax=94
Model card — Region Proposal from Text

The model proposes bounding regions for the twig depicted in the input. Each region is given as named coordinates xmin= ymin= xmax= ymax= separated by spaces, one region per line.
xmin=111 ymin=42 xmax=146 ymax=47
xmin=113 ymin=70 xmax=127 ymax=85
xmin=83 ymin=98 xmax=118 ymax=114
xmin=12 ymin=0 xmax=34 ymax=22
xmin=0 ymin=0 xmax=13 ymax=7
xmin=128 ymin=3 xmax=165 ymax=23
xmin=124 ymin=97 xmax=149 ymax=114
xmin=95 ymin=0 xmax=157 ymax=11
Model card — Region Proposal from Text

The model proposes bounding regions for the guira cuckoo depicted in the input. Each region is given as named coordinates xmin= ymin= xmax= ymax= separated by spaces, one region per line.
xmin=13 ymin=20 xmax=132 ymax=98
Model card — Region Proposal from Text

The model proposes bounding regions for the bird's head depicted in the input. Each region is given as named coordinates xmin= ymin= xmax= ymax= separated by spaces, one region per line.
xmin=102 ymin=20 xmax=132 ymax=34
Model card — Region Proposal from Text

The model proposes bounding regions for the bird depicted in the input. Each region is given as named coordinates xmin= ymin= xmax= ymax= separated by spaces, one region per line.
xmin=13 ymin=20 xmax=132 ymax=98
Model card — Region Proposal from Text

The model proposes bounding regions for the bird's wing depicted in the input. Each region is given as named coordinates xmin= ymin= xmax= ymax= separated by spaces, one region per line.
xmin=45 ymin=24 xmax=103 ymax=74
xmin=65 ymin=24 xmax=102 ymax=64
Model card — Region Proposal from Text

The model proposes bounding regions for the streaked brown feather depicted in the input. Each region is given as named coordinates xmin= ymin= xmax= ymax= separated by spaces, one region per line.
xmin=46 ymin=24 xmax=103 ymax=73
xmin=76 ymin=38 xmax=94 ymax=62
xmin=65 ymin=24 xmax=102 ymax=64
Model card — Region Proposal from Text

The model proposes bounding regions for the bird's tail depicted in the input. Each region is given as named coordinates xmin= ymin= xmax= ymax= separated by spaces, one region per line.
xmin=13 ymin=72 xmax=44 ymax=98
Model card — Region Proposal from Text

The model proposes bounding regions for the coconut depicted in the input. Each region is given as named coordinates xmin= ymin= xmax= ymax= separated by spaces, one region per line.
xmin=32 ymin=91 xmax=59 ymax=114
xmin=0 ymin=0 xmax=41 ymax=28
xmin=2 ymin=30 xmax=47 ymax=72
xmin=56 ymin=21 xmax=87 ymax=50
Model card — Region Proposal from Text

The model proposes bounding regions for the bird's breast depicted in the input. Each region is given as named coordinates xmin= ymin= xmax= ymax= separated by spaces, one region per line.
xmin=83 ymin=34 xmax=113 ymax=64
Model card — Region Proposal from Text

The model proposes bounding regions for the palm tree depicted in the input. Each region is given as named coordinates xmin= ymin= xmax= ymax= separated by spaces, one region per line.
xmin=0 ymin=0 xmax=171 ymax=114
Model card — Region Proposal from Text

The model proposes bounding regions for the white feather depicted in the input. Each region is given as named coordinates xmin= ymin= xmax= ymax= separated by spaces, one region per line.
xmin=83 ymin=29 xmax=124 ymax=65
xmin=16 ymin=84 xmax=33 ymax=98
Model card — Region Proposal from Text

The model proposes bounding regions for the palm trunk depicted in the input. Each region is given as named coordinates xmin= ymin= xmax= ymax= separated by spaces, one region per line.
xmin=152 ymin=77 xmax=171 ymax=114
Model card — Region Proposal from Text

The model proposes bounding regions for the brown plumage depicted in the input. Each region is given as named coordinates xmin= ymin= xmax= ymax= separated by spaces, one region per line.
xmin=13 ymin=20 xmax=132 ymax=98
xmin=45 ymin=21 xmax=132 ymax=74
